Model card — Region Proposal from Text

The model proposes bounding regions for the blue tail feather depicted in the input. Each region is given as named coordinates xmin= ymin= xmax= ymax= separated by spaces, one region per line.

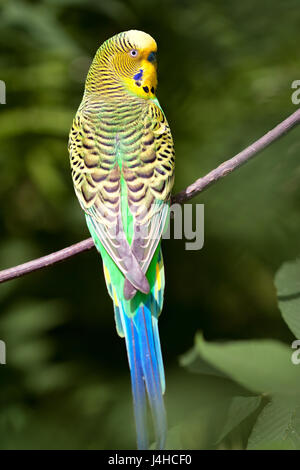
xmin=102 ymin=249 xmax=167 ymax=449
xmin=120 ymin=301 xmax=166 ymax=450
xmin=121 ymin=311 xmax=148 ymax=449
xmin=152 ymin=316 xmax=166 ymax=394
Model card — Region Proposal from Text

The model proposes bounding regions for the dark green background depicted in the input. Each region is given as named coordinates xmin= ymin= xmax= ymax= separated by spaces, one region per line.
xmin=0 ymin=0 xmax=299 ymax=449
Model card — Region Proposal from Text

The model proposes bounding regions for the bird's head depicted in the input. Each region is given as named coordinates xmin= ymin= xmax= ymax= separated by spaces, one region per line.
xmin=86 ymin=30 xmax=158 ymax=99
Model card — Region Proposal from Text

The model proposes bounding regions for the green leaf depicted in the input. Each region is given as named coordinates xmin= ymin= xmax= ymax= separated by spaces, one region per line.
xmin=165 ymin=370 xmax=249 ymax=449
xmin=217 ymin=396 xmax=262 ymax=443
xmin=248 ymin=396 xmax=300 ymax=449
xmin=192 ymin=333 xmax=300 ymax=395
xmin=248 ymin=440 xmax=296 ymax=450
xmin=275 ymin=259 xmax=300 ymax=338
xmin=180 ymin=346 xmax=228 ymax=378
xmin=165 ymin=425 xmax=183 ymax=450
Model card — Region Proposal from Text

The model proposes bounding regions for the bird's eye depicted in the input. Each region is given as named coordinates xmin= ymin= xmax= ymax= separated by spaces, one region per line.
xmin=129 ymin=49 xmax=138 ymax=58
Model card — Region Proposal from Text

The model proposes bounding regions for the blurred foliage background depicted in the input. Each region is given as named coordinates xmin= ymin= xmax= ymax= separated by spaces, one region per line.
xmin=0 ymin=0 xmax=300 ymax=450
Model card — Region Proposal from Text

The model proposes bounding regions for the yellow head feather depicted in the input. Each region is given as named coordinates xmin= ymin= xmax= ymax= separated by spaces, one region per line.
xmin=85 ymin=30 xmax=158 ymax=99
xmin=125 ymin=30 xmax=157 ymax=54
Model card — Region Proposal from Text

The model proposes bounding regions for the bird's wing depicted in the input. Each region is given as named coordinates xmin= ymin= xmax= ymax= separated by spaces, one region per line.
xmin=68 ymin=107 xmax=149 ymax=294
xmin=123 ymin=100 xmax=175 ymax=299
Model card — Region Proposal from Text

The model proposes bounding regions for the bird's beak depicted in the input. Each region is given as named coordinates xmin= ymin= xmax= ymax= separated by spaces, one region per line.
xmin=140 ymin=58 xmax=157 ymax=91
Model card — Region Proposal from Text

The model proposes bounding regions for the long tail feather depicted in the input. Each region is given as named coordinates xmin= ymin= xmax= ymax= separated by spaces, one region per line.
xmin=120 ymin=301 xmax=167 ymax=450
xmin=121 ymin=311 xmax=148 ymax=449
xmin=152 ymin=316 xmax=166 ymax=394
xmin=102 ymin=249 xmax=167 ymax=449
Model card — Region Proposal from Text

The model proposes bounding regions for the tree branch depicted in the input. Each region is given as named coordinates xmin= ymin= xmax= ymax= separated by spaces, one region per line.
xmin=173 ymin=109 xmax=300 ymax=204
xmin=0 ymin=239 xmax=95 ymax=284
xmin=1 ymin=109 xmax=300 ymax=284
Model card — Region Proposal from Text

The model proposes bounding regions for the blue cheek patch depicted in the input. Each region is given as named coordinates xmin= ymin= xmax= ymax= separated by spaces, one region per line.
xmin=133 ymin=69 xmax=143 ymax=81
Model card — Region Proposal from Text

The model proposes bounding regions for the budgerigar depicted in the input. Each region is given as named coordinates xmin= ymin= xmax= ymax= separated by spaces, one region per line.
xmin=68 ymin=30 xmax=175 ymax=450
